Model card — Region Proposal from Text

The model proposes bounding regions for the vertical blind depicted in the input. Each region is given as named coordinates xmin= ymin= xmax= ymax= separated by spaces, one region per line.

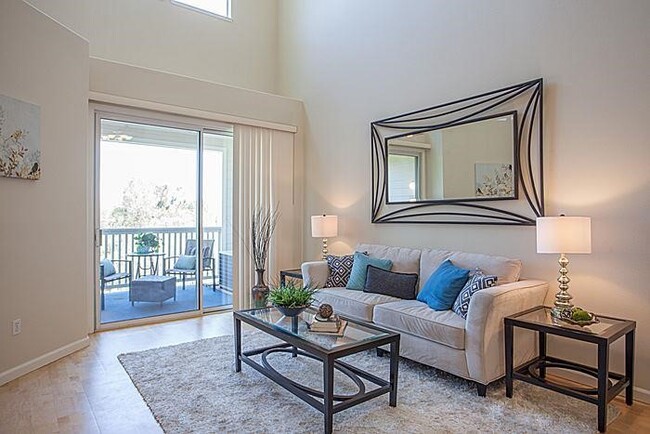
xmin=232 ymin=125 xmax=297 ymax=309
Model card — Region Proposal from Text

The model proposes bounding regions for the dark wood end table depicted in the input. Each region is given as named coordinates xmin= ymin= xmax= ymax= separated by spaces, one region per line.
xmin=505 ymin=306 xmax=635 ymax=432
xmin=280 ymin=268 xmax=303 ymax=286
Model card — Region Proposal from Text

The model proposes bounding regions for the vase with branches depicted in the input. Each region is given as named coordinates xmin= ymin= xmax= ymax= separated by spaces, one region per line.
xmin=250 ymin=207 xmax=279 ymax=308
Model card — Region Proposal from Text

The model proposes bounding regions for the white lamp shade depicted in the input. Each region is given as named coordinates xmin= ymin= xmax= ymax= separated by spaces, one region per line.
xmin=536 ymin=216 xmax=591 ymax=254
xmin=311 ymin=215 xmax=338 ymax=238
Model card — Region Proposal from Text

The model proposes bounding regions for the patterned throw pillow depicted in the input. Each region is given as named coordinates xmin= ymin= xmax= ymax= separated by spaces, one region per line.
xmin=324 ymin=254 xmax=356 ymax=287
xmin=452 ymin=272 xmax=498 ymax=319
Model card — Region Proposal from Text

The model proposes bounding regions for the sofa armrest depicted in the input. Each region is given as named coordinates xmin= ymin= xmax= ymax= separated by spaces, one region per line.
xmin=301 ymin=261 xmax=329 ymax=288
xmin=465 ymin=279 xmax=549 ymax=384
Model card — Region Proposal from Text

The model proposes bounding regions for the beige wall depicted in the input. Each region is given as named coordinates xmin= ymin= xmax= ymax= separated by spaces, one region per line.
xmin=0 ymin=0 xmax=90 ymax=381
xmin=439 ymin=117 xmax=514 ymax=198
xmin=278 ymin=0 xmax=650 ymax=396
xmin=90 ymin=58 xmax=302 ymax=128
xmin=25 ymin=0 xmax=278 ymax=93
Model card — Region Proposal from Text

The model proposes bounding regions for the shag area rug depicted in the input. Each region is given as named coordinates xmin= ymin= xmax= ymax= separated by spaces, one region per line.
xmin=118 ymin=333 xmax=617 ymax=433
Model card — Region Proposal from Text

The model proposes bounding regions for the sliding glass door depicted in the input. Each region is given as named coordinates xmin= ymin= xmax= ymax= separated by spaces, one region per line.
xmin=202 ymin=132 xmax=233 ymax=309
xmin=96 ymin=111 xmax=233 ymax=327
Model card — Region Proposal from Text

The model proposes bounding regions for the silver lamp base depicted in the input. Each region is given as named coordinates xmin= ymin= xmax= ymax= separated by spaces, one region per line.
xmin=551 ymin=253 xmax=573 ymax=318
xmin=321 ymin=238 xmax=328 ymax=261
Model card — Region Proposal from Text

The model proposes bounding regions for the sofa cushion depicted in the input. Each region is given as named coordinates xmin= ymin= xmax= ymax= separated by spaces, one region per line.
xmin=314 ymin=287 xmax=400 ymax=322
xmin=356 ymin=243 xmax=421 ymax=274
xmin=373 ymin=300 xmax=466 ymax=350
xmin=363 ymin=265 xmax=419 ymax=300
xmin=418 ymin=249 xmax=453 ymax=290
xmin=449 ymin=251 xmax=522 ymax=284
xmin=346 ymin=252 xmax=392 ymax=290
xmin=417 ymin=260 xmax=470 ymax=310
xmin=419 ymin=248 xmax=522 ymax=287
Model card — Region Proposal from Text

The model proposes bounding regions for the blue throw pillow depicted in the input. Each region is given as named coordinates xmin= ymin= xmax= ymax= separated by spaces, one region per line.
xmin=417 ymin=260 xmax=470 ymax=310
xmin=174 ymin=255 xmax=196 ymax=270
xmin=100 ymin=259 xmax=116 ymax=277
xmin=346 ymin=252 xmax=393 ymax=290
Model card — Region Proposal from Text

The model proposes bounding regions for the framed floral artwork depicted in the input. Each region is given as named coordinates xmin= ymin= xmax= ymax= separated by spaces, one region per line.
xmin=0 ymin=94 xmax=41 ymax=180
xmin=475 ymin=163 xmax=514 ymax=198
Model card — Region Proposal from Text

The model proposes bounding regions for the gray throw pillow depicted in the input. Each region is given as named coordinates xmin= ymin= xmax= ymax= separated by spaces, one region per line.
xmin=174 ymin=255 xmax=196 ymax=270
xmin=363 ymin=265 xmax=419 ymax=300
xmin=100 ymin=259 xmax=116 ymax=277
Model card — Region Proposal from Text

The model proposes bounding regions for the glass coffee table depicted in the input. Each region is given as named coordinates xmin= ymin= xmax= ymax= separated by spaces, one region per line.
xmin=233 ymin=307 xmax=400 ymax=434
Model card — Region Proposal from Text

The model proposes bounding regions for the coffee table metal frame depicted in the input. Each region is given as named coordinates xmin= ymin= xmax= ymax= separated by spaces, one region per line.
xmin=234 ymin=307 xmax=400 ymax=434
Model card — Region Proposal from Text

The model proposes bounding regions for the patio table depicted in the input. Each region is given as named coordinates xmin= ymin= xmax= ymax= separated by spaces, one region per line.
xmin=127 ymin=252 xmax=166 ymax=278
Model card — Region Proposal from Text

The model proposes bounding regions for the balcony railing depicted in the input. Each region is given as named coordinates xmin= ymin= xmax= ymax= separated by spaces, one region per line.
xmin=100 ymin=226 xmax=222 ymax=289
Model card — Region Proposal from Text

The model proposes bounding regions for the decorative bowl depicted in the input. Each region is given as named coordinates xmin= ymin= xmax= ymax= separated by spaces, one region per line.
xmin=273 ymin=304 xmax=309 ymax=317
xmin=558 ymin=308 xmax=599 ymax=326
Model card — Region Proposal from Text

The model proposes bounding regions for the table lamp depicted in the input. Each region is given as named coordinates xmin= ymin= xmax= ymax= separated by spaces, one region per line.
xmin=311 ymin=215 xmax=338 ymax=260
xmin=536 ymin=215 xmax=591 ymax=317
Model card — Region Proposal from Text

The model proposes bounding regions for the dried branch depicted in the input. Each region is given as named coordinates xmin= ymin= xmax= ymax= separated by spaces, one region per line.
xmin=250 ymin=206 xmax=279 ymax=271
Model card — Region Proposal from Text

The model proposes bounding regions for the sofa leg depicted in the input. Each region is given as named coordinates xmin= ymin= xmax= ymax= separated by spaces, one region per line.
xmin=476 ymin=383 xmax=487 ymax=397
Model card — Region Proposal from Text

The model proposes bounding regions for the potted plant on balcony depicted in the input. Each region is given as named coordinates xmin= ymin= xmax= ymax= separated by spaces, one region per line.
xmin=134 ymin=232 xmax=160 ymax=254
xmin=268 ymin=281 xmax=317 ymax=317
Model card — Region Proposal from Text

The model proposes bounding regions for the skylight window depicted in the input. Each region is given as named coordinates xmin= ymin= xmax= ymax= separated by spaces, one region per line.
xmin=172 ymin=0 xmax=231 ymax=19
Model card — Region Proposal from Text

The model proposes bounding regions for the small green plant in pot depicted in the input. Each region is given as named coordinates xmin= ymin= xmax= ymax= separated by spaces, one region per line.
xmin=134 ymin=232 xmax=160 ymax=254
xmin=268 ymin=281 xmax=317 ymax=317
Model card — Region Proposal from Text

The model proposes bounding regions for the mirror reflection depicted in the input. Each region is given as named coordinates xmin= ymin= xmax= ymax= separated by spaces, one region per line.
xmin=387 ymin=112 xmax=517 ymax=203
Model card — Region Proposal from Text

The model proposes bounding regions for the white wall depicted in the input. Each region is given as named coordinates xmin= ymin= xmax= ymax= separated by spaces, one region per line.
xmin=278 ymin=0 xmax=650 ymax=396
xmin=25 ymin=0 xmax=278 ymax=93
xmin=0 ymin=0 xmax=90 ymax=382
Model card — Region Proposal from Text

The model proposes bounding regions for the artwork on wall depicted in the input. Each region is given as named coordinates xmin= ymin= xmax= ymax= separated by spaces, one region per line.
xmin=0 ymin=94 xmax=41 ymax=180
xmin=475 ymin=163 xmax=514 ymax=198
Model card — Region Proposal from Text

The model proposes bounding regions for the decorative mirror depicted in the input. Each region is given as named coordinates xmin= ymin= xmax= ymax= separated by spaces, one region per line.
xmin=371 ymin=78 xmax=544 ymax=225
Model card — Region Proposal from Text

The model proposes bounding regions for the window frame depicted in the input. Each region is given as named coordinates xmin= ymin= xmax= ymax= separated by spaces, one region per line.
xmin=171 ymin=0 xmax=232 ymax=21
xmin=387 ymin=147 xmax=427 ymax=202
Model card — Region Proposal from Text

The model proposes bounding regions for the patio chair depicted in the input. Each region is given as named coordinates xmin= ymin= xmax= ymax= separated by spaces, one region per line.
xmin=99 ymin=258 xmax=132 ymax=310
xmin=164 ymin=239 xmax=217 ymax=291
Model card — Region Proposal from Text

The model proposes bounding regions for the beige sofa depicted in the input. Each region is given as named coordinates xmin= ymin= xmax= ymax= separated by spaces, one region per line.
xmin=301 ymin=243 xmax=548 ymax=396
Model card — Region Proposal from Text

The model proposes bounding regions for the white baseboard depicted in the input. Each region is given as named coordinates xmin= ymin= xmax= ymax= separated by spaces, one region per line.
xmin=553 ymin=370 xmax=650 ymax=404
xmin=637 ymin=387 xmax=650 ymax=404
xmin=0 ymin=336 xmax=90 ymax=386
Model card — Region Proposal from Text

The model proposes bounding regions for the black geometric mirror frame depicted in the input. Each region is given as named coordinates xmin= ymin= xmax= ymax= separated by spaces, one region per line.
xmin=371 ymin=78 xmax=545 ymax=225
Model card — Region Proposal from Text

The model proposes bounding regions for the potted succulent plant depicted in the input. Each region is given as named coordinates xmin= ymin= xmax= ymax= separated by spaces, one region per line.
xmin=267 ymin=281 xmax=318 ymax=317
xmin=134 ymin=232 xmax=160 ymax=254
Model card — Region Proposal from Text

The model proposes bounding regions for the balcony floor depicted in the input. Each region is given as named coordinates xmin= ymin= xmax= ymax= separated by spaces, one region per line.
xmin=100 ymin=283 xmax=232 ymax=324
